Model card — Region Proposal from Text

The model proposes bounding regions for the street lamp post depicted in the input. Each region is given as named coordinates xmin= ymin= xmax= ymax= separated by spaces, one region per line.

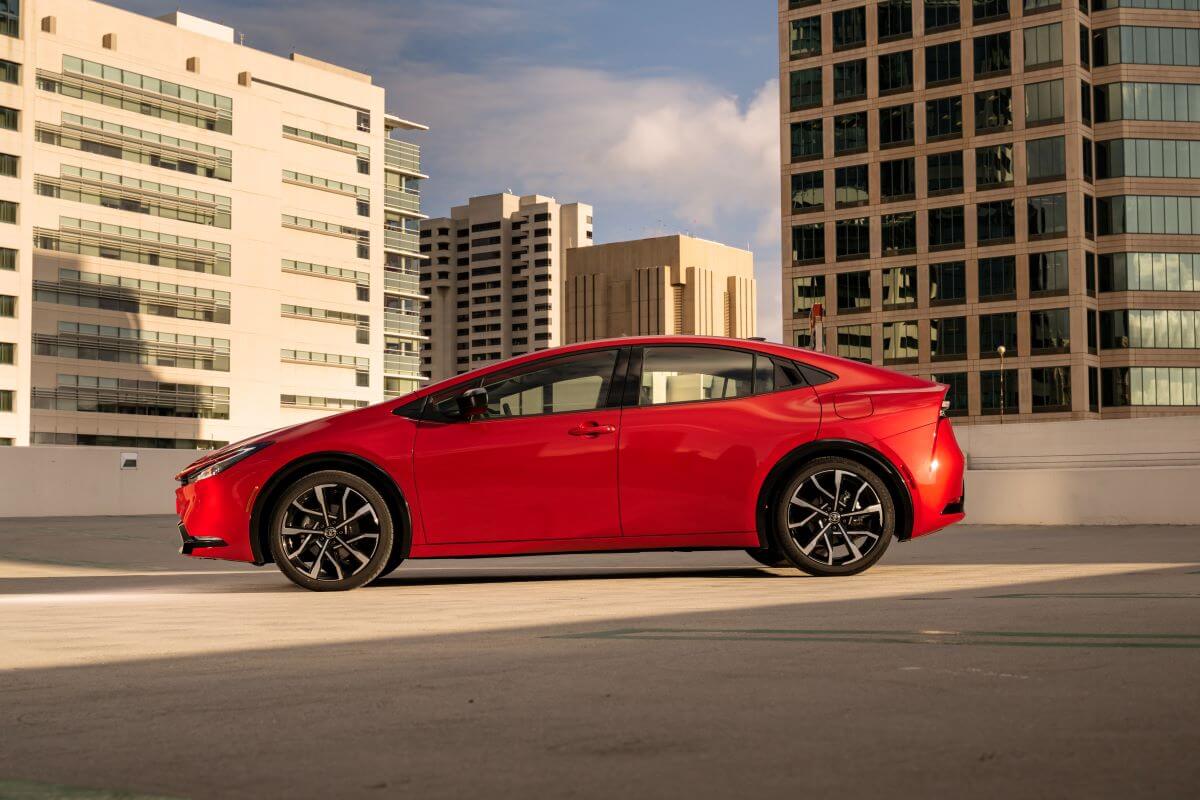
xmin=997 ymin=345 xmax=1007 ymax=424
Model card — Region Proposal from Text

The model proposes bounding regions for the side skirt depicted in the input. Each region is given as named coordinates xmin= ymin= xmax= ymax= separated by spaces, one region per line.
xmin=407 ymin=531 xmax=760 ymax=559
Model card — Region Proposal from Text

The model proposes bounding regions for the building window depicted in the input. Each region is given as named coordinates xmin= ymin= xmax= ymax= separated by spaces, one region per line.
xmin=882 ymin=321 xmax=919 ymax=363
xmin=0 ymin=341 xmax=12 ymax=364
xmin=882 ymin=266 xmax=917 ymax=308
xmin=0 ymin=389 xmax=12 ymax=412
xmin=931 ymin=317 xmax=968 ymax=360
xmin=879 ymin=51 xmax=914 ymax=94
xmin=789 ymin=67 xmax=822 ymax=111
xmin=1030 ymin=251 xmax=1069 ymax=296
xmin=1026 ymin=136 xmax=1066 ymax=182
xmin=973 ymin=0 xmax=1010 ymax=22
xmin=927 ymin=151 xmax=963 ymax=195
xmin=930 ymin=260 xmax=966 ymax=305
xmin=1094 ymin=26 xmax=1200 ymax=68
xmin=879 ymin=104 xmax=914 ymax=147
xmin=1024 ymin=23 xmax=1063 ymax=69
xmin=0 ymin=0 xmax=16 ymax=38
xmin=835 ymin=165 xmax=869 ymax=208
xmin=974 ymin=87 xmax=1013 ymax=132
xmin=1031 ymin=308 xmax=1072 ymax=354
xmin=791 ymin=119 xmax=823 ymax=161
xmin=0 ymin=59 xmax=18 ymax=84
xmin=933 ymin=372 xmax=969 ymax=415
xmin=925 ymin=42 xmax=962 ymax=86
xmin=791 ymin=171 xmax=824 ymax=214
xmin=837 ymin=270 xmax=872 ymax=311
xmin=925 ymin=96 xmax=962 ymax=141
xmin=1098 ymin=195 xmax=1200 ymax=236
xmin=1101 ymin=309 xmax=1200 ymax=349
xmin=1081 ymin=79 xmax=1092 ymax=126
xmin=980 ymin=311 xmax=1018 ymax=355
xmin=834 ymin=112 xmax=868 ymax=154
xmin=979 ymin=256 xmax=1017 ymax=300
xmin=1026 ymin=0 xmax=1062 ymax=9
xmin=1089 ymin=365 xmax=1100 ymax=412
xmin=1095 ymin=82 xmax=1200 ymax=124
xmin=1026 ymin=79 xmax=1065 ymax=125
xmin=792 ymin=275 xmax=826 ymax=317
xmin=1097 ymin=139 xmax=1200 ymax=180
xmin=981 ymin=369 xmax=1020 ymax=415
xmin=977 ymin=200 xmax=1015 ymax=244
xmin=0 ymin=199 xmax=15 ymax=224
xmin=0 ymin=105 xmax=17 ymax=131
xmin=836 ymin=218 xmax=871 ymax=261
xmin=1080 ymin=24 xmax=1091 ymax=69
xmin=790 ymin=16 xmax=822 ymax=60
xmin=878 ymin=1 xmax=912 ymax=41
xmin=1082 ymin=137 xmax=1093 ymax=183
xmin=834 ymin=59 xmax=867 ymax=102
xmin=976 ymin=143 xmax=1014 ymax=189
xmin=832 ymin=7 xmax=867 ymax=50
xmin=1032 ymin=366 xmax=1072 ymax=412
xmin=0 ymin=294 xmax=13 ymax=316
xmin=1028 ymin=193 xmax=1068 ymax=239
xmin=929 ymin=206 xmax=965 ymax=250
xmin=881 ymin=212 xmax=917 ymax=256
xmin=0 ymin=152 xmax=16 ymax=177
xmin=792 ymin=222 xmax=825 ymax=263
xmin=1100 ymin=252 xmax=1200 ymax=292
xmin=974 ymin=32 xmax=1011 ymax=77
xmin=837 ymin=324 xmax=873 ymax=362
xmin=880 ymin=157 xmax=916 ymax=201
xmin=1103 ymin=367 xmax=1200 ymax=409
xmin=1084 ymin=194 xmax=1095 ymax=240
xmin=925 ymin=0 xmax=960 ymax=32
xmin=356 ymin=110 xmax=370 ymax=132
xmin=0 ymin=247 xmax=13 ymax=270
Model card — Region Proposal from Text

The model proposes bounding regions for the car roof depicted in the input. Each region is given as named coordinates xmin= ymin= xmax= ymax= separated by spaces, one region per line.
xmin=394 ymin=335 xmax=934 ymax=405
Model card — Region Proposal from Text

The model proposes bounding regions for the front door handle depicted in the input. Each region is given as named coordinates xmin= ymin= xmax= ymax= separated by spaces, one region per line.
xmin=568 ymin=422 xmax=617 ymax=437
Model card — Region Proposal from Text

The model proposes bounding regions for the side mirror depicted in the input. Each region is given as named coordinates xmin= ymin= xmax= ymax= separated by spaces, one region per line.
xmin=456 ymin=387 xmax=489 ymax=420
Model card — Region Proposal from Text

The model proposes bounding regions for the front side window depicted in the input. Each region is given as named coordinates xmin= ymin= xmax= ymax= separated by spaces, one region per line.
xmin=638 ymin=347 xmax=754 ymax=406
xmin=475 ymin=349 xmax=619 ymax=418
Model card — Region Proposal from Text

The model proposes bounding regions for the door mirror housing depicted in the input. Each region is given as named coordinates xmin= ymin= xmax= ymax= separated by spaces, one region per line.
xmin=456 ymin=387 xmax=489 ymax=419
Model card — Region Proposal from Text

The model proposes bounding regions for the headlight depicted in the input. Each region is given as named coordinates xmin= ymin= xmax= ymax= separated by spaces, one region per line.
xmin=188 ymin=441 xmax=273 ymax=483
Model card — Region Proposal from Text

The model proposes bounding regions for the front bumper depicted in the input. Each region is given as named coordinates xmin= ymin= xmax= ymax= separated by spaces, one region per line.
xmin=178 ymin=522 xmax=228 ymax=556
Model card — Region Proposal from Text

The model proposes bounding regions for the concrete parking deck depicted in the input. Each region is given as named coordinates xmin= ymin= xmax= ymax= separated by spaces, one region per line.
xmin=0 ymin=517 xmax=1198 ymax=799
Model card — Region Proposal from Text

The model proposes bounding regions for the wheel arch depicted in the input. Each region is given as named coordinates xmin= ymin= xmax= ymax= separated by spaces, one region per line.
xmin=755 ymin=439 xmax=914 ymax=548
xmin=249 ymin=451 xmax=412 ymax=566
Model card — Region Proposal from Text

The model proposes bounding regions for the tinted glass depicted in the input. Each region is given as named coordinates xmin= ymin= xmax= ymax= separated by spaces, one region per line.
xmin=639 ymin=347 xmax=754 ymax=406
xmin=480 ymin=349 xmax=618 ymax=417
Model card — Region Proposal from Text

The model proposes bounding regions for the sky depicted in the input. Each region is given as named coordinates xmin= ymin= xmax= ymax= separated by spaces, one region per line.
xmin=111 ymin=0 xmax=785 ymax=339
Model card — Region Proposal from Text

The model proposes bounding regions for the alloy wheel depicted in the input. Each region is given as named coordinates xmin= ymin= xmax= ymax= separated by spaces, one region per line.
xmin=278 ymin=483 xmax=383 ymax=582
xmin=786 ymin=468 xmax=885 ymax=568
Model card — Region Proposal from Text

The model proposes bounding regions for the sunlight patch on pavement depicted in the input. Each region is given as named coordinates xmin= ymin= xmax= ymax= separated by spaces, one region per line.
xmin=1 ymin=561 xmax=1193 ymax=671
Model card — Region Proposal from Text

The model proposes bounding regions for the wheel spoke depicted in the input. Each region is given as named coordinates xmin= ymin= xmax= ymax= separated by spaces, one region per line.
xmin=799 ymin=522 xmax=832 ymax=555
xmin=845 ymin=504 xmax=883 ymax=520
xmin=324 ymin=547 xmax=344 ymax=580
xmin=308 ymin=540 xmax=331 ymax=578
xmin=841 ymin=527 xmax=880 ymax=541
xmin=838 ymin=525 xmax=863 ymax=561
xmin=335 ymin=504 xmax=374 ymax=530
xmin=285 ymin=534 xmax=314 ymax=560
xmin=335 ymin=536 xmax=371 ymax=566
xmin=788 ymin=510 xmax=820 ymax=529
xmin=820 ymin=529 xmax=835 ymax=565
xmin=833 ymin=470 xmax=845 ymax=509
xmin=314 ymin=485 xmax=333 ymax=525
xmin=291 ymin=500 xmax=322 ymax=518
xmin=809 ymin=474 xmax=836 ymax=501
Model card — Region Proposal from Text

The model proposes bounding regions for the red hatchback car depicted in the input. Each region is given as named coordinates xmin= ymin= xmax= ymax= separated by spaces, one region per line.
xmin=176 ymin=336 xmax=965 ymax=591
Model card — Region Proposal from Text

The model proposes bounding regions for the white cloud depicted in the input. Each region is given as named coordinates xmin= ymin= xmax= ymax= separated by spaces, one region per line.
xmin=387 ymin=66 xmax=784 ymax=339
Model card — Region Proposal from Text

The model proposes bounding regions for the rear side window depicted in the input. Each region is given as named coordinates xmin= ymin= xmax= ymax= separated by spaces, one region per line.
xmin=638 ymin=346 xmax=754 ymax=406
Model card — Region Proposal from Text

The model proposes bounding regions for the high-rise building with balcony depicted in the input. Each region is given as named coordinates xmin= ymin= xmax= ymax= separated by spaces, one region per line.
xmin=779 ymin=0 xmax=1200 ymax=421
xmin=0 ymin=0 xmax=428 ymax=449
xmin=420 ymin=192 xmax=592 ymax=380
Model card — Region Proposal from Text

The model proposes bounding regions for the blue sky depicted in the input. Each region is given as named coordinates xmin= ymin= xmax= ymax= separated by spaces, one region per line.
xmin=112 ymin=0 xmax=784 ymax=338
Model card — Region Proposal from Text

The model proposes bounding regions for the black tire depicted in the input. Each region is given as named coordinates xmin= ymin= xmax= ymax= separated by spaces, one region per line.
xmin=773 ymin=456 xmax=895 ymax=577
xmin=745 ymin=548 xmax=790 ymax=568
xmin=370 ymin=550 xmax=406 ymax=584
xmin=269 ymin=470 xmax=394 ymax=592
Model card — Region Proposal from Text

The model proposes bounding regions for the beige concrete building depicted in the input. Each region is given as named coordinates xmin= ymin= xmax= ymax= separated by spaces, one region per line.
xmin=0 ymin=0 xmax=428 ymax=449
xmin=420 ymin=192 xmax=592 ymax=380
xmin=564 ymin=234 xmax=757 ymax=342
xmin=779 ymin=0 xmax=1200 ymax=422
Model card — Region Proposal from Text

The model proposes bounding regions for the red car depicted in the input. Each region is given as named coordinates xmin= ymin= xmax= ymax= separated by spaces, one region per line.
xmin=175 ymin=336 xmax=965 ymax=591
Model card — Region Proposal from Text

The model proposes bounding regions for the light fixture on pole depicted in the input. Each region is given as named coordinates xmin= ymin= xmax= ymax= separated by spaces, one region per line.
xmin=997 ymin=345 xmax=1007 ymax=424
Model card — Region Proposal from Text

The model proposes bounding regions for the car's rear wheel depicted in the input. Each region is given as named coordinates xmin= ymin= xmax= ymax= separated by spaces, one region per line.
xmin=269 ymin=470 xmax=394 ymax=591
xmin=774 ymin=457 xmax=895 ymax=577
xmin=745 ymin=548 xmax=790 ymax=568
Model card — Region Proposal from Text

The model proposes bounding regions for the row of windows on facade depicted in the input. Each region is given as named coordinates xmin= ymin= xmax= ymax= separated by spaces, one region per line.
xmin=792 ymin=253 xmax=1200 ymax=316
xmin=793 ymin=309 xmax=1200 ymax=364
xmin=789 ymin=82 xmax=1089 ymax=162
xmin=419 ymin=213 xmax=557 ymax=240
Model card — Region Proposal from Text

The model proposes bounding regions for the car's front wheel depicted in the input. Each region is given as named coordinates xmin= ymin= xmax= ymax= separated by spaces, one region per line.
xmin=269 ymin=470 xmax=394 ymax=591
xmin=774 ymin=457 xmax=895 ymax=577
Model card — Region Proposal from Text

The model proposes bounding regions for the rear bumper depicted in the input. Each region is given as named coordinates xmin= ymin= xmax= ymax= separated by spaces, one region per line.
xmin=878 ymin=417 xmax=966 ymax=539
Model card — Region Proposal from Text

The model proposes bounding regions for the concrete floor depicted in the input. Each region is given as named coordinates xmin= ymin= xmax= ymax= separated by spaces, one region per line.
xmin=0 ymin=517 xmax=1198 ymax=799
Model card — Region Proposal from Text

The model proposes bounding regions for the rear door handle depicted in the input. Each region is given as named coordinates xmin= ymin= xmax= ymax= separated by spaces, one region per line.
xmin=569 ymin=422 xmax=616 ymax=437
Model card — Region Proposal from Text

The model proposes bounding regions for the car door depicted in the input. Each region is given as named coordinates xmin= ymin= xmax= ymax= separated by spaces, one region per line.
xmin=617 ymin=345 xmax=822 ymax=538
xmin=413 ymin=347 xmax=625 ymax=544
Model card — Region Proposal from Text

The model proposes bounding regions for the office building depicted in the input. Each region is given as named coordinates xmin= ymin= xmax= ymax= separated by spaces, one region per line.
xmin=420 ymin=192 xmax=592 ymax=380
xmin=564 ymin=234 xmax=756 ymax=342
xmin=0 ymin=0 xmax=428 ymax=449
xmin=780 ymin=0 xmax=1200 ymax=421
